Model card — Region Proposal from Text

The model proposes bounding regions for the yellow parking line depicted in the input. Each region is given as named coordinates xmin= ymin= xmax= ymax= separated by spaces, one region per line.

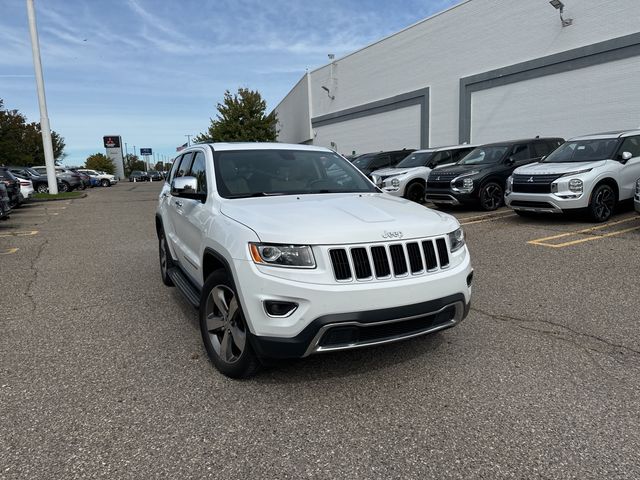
xmin=0 ymin=230 xmax=39 ymax=238
xmin=528 ymin=216 xmax=640 ymax=248
xmin=460 ymin=214 xmax=516 ymax=226
xmin=0 ymin=247 xmax=19 ymax=255
xmin=455 ymin=210 xmax=513 ymax=222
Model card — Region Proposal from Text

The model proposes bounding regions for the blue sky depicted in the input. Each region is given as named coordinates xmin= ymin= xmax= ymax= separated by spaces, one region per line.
xmin=0 ymin=0 xmax=457 ymax=166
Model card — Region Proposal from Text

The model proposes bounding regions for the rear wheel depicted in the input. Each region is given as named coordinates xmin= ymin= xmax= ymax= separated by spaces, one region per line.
xmin=101 ymin=179 xmax=110 ymax=187
xmin=588 ymin=184 xmax=615 ymax=222
xmin=59 ymin=181 xmax=70 ymax=193
xmin=200 ymin=270 xmax=260 ymax=379
xmin=479 ymin=182 xmax=503 ymax=211
xmin=404 ymin=182 xmax=425 ymax=203
xmin=36 ymin=183 xmax=49 ymax=194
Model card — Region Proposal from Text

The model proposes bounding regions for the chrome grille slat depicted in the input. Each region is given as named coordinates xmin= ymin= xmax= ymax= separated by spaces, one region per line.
xmin=328 ymin=236 xmax=452 ymax=282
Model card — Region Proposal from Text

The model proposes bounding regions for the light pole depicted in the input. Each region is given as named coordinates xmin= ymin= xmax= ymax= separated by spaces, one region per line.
xmin=185 ymin=134 xmax=192 ymax=147
xmin=26 ymin=0 xmax=57 ymax=194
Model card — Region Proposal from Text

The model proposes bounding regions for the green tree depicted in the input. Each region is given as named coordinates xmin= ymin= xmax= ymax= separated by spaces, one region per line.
xmin=154 ymin=161 xmax=163 ymax=171
xmin=123 ymin=153 xmax=145 ymax=176
xmin=85 ymin=153 xmax=115 ymax=174
xmin=195 ymin=88 xmax=277 ymax=143
xmin=0 ymin=99 xmax=65 ymax=166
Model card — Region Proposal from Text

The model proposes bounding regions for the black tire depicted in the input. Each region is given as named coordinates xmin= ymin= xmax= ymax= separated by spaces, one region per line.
xmin=158 ymin=230 xmax=174 ymax=286
xmin=479 ymin=182 xmax=504 ymax=211
xmin=404 ymin=182 xmax=425 ymax=203
xmin=199 ymin=269 xmax=260 ymax=379
xmin=588 ymin=184 xmax=616 ymax=222
xmin=36 ymin=183 xmax=49 ymax=194
xmin=101 ymin=179 xmax=110 ymax=187
xmin=59 ymin=181 xmax=70 ymax=193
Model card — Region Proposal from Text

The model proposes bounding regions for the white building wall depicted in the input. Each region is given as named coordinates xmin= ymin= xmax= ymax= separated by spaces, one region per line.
xmin=274 ymin=73 xmax=312 ymax=144
xmin=276 ymin=0 xmax=640 ymax=150
xmin=314 ymin=105 xmax=421 ymax=156
xmin=470 ymin=56 xmax=640 ymax=144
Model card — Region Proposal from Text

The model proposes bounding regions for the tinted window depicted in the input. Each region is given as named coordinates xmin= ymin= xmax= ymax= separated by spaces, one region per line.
xmin=168 ymin=157 xmax=182 ymax=183
xmin=431 ymin=150 xmax=452 ymax=166
xmin=510 ymin=144 xmax=530 ymax=161
xmin=532 ymin=142 xmax=553 ymax=158
xmin=459 ymin=146 xmax=509 ymax=165
xmin=189 ymin=151 xmax=207 ymax=194
xmin=396 ymin=152 xmax=434 ymax=168
xmin=618 ymin=136 xmax=640 ymax=158
xmin=391 ymin=151 xmax=411 ymax=164
xmin=370 ymin=154 xmax=391 ymax=169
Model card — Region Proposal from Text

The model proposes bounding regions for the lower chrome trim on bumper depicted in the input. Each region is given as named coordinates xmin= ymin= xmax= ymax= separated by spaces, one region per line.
xmin=425 ymin=194 xmax=461 ymax=205
xmin=303 ymin=301 xmax=465 ymax=357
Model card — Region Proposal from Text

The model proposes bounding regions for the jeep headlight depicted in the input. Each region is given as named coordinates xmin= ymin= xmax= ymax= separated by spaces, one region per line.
xmin=505 ymin=176 xmax=513 ymax=194
xmin=391 ymin=178 xmax=400 ymax=188
xmin=249 ymin=243 xmax=315 ymax=268
xmin=568 ymin=179 xmax=583 ymax=193
xmin=448 ymin=228 xmax=465 ymax=253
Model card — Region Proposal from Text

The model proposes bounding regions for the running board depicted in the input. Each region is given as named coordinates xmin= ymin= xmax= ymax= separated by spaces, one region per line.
xmin=167 ymin=267 xmax=200 ymax=308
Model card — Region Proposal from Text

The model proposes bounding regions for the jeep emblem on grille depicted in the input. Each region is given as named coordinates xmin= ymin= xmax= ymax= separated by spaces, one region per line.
xmin=528 ymin=176 xmax=534 ymax=183
xmin=382 ymin=231 xmax=403 ymax=239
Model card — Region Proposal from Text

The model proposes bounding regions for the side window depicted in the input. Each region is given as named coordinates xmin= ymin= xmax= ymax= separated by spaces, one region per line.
xmin=176 ymin=152 xmax=193 ymax=178
xmin=189 ymin=151 xmax=207 ymax=195
xmin=510 ymin=144 xmax=530 ymax=161
xmin=432 ymin=150 xmax=452 ymax=166
xmin=532 ymin=142 xmax=552 ymax=158
xmin=391 ymin=151 xmax=409 ymax=164
xmin=451 ymin=148 xmax=472 ymax=163
xmin=371 ymin=154 xmax=391 ymax=169
xmin=618 ymin=136 xmax=640 ymax=158
xmin=169 ymin=156 xmax=183 ymax=184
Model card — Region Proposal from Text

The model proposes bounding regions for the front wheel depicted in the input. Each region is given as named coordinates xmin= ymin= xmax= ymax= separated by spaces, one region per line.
xmin=59 ymin=181 xmax=70 ymax=193
xmin=200 ymin=270 xmax=260 ymax=379
xmin=588 ymin=184 xmax=615 ymax=222
xmin=159 ymin=231 xmax=174 ymax=286
xmin=101 ymin=179 xmax=110 ymax=187
xmin=36 ymin=183 xmax=49 ymax=194
xmin=404 ymin=182 xmax=425 ymax=203
xmin=479 ymin=182 xmax=504 ymax=211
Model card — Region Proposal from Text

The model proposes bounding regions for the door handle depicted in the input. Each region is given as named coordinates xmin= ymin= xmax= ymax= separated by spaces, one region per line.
xmin=175 ymin=200 xmax=183 ymax=208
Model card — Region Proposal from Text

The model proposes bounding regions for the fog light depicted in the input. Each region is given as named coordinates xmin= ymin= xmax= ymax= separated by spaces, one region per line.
xmin=391 ymin=178 xmax=400 ymax=188
xmin=463 ymin=178 xmax=473 ymax=189
xmin=264 ymin=301 xmax=298 ymax=317
xmin=467 ymin=271 xmax=474 ymax=287
xmin=551 ymin=183 xmax=558 ymax=193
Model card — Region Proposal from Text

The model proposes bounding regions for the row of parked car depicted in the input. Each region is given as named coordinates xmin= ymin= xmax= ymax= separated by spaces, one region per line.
xmin=129 ymin=170 xmax=166 ymax=182
xmin=0 ymin=165 xmax=119 ymax=220
xmin=351 ymin=129 xmax=640 ymax=222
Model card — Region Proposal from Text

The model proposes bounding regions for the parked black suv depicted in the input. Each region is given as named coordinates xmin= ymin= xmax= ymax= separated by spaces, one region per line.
xmin=351 ymin=149 xmax=416 ymax=177
xmin=0 ymin=167 xmax=22 ymax=207
xmin=426 ymin=137 xmax=564 ymax=210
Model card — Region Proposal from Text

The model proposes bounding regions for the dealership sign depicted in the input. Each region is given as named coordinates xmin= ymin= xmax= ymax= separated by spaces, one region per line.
xmin=140 ymin=148 xmax=152 ymax=156
xmin=103 ymin=135 xmax=125 ymax=180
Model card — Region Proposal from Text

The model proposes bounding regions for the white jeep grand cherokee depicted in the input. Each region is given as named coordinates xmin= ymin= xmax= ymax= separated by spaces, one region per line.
xmin=505 ymin=130 xmax=640 ymax=222
xmin=156 ymin=143 xmax=473 ymax=378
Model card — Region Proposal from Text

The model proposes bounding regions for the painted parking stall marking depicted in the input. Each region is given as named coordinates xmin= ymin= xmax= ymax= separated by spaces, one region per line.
xmin=0 ymin=247 xmax=19 ymax=255
xmin=528 ymin=216 xmax=640 ymax=248
xmin=456 ymin=210 xmax=517 ymax=226
xmin=0 ymin=230 xmax=39 ymax=238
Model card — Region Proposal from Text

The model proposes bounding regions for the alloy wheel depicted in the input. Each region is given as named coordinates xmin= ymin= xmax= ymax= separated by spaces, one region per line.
xmin=593 ymin=186 xmax=614 ymax=221
xmin=481 ymin=184 xmax=503 ymax=210
xmin=205 ymin=286 xmax=246 ymax=364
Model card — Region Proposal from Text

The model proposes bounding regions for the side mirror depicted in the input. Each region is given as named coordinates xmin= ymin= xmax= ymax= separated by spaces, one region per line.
xmin=506 ymin=156 xmax=515 ymax=166
xmin=427 ymin=162 xmax=436 ymax=169
xmin=172 ymin=176 xmax=205 ymax=201
xmin=621 ymin=151 xmax=633 ymax=162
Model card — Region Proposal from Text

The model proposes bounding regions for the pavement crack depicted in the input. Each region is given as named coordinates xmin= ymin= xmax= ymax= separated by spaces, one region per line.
xmin=25 ymin=238 xmax=49 ymax=316
xmin=471 ymin=306 xmax=640 ymax=358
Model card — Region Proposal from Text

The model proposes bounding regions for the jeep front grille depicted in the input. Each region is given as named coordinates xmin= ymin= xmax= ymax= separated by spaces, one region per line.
xmin=329 ymin=237 xmax=451 ymax=282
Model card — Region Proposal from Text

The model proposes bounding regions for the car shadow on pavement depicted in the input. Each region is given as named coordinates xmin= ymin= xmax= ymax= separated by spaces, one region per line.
xmin=252 ymin=332 xmax=449 ymax=384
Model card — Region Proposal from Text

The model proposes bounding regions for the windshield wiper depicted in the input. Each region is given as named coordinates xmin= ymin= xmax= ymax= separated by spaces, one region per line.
xmin=227 ymin=192 xmax=283 ymax=199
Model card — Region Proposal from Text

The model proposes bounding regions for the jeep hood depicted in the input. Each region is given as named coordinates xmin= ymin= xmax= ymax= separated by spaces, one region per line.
xmin=221 ymin=193 xmax=459 ymax=245
xmin=514 ymin=161 xmax=606 ymax=175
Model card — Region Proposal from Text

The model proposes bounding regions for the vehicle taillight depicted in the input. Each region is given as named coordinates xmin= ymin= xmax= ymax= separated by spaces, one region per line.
xmin=20 ymin=181 xmax=30 ymax=186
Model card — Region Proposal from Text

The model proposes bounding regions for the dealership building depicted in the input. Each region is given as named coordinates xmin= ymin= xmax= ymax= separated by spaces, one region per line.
xmin=274 ymin=0 xmax=640 ymax=155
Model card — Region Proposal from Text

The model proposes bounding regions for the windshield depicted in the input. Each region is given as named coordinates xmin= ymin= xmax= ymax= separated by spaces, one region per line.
xmin=214 ymin=149 xmax=377 ymax=198
xmin=542 ymin=139 xmax=619 ymax=163
xmin=458 ymin=146 xmax=509 ymax=165
xmin=396 ymin=152 xmax=434 ymax=168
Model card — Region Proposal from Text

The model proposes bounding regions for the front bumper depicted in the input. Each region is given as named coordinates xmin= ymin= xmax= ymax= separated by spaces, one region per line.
xmin=505 ymin=191 xmax=588 ymax=213
xmin=234 ymin=251 xmax=473 ymax=358
xmin=425 ymin=188 xmax=476 ymax=206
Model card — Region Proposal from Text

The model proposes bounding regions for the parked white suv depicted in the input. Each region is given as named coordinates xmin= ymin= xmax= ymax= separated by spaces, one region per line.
xmin=505 ymin=130 xmax=640 ymax=221
xmin=156 ymin=143 xmax=473 ymax=378
xmin=77 ymin=169 xmax=118 ymax=187
xmin=370 ymin=145 xmax=475 ymax=203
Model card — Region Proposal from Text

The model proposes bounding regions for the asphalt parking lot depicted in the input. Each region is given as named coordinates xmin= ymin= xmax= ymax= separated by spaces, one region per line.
xmin=2 ymin=182 xmax=639 ymax=479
